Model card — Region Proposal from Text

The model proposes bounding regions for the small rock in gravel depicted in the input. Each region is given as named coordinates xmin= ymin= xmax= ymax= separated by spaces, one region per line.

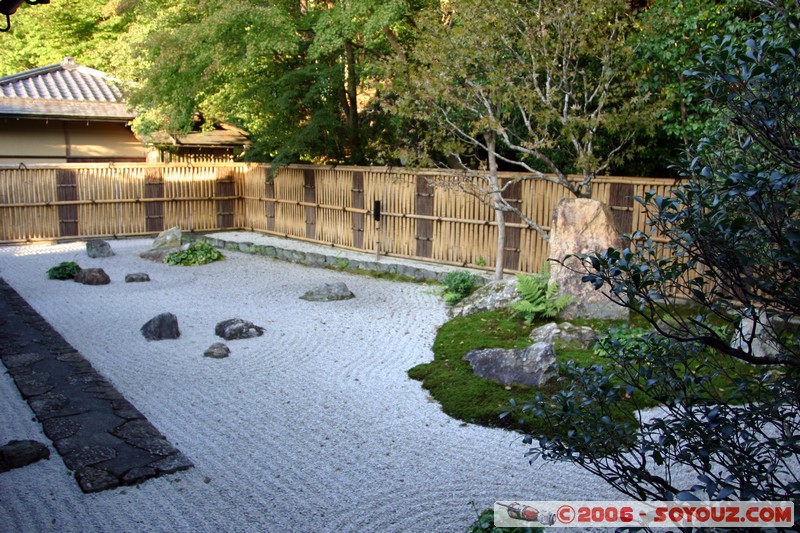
xmin=204 ymin=343 xmax=230 ymax=359
xmin=214 ymin=319 xmax=264 ymax=340
xmin=125 ymin=273 xmax=151 ymax=283
xmin=86 ymin=239 xmax=114 ymax=258
xmin=0 ymin=439 xmax=50 ymax=472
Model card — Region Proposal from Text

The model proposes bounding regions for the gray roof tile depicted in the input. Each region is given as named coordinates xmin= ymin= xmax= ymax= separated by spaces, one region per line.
xmin=0 ymin=57 xmax=133 ymax=119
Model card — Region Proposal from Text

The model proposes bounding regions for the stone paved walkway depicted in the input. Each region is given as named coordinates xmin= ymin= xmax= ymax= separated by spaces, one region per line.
xmin=0 ymin=277 xmax=192 ymax=493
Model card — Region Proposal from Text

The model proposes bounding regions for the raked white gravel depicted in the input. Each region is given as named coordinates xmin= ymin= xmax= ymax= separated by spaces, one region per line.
xmin=0 ymin=239 xmax=624 ymax=532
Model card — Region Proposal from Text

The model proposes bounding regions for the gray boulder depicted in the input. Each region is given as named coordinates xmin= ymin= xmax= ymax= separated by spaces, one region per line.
xmin=86 ymin=239 xmax=114 ymax=258
xmin=141 ymin=313 xmax=180 ymax=341
xmin=448 ymin=277 xmax=518 ymax=317
xmin=300 ymin=282 xmax=355 ymax=302
xmin=204 ymin=343 xmax=230 ymax=359
xmin=463 ymin=342 xmax=557 ymax=387
xmin=139 ymin=248 xmax=179 ymax=263
xmin=529 ymin=322 xmax=597 ymax=351
xmin=74 ymin=268 xmax=111 ymax=285
xmin=215 ymin=318 xmax=264 ymax=340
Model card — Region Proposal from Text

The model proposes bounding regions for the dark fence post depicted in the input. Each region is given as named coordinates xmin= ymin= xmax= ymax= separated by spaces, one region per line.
xmin=144 ymin=169 xmax=164 ymax=233
xmin=351 ymin=171 xmax=365 ymax=249
xmin=265 ymin=179 xmax=276 ymax=232
xmin=609 ymin=182 xmax=634 ymax=233
xmin=415 ymin=175 xmax=434 ymax=258
xmin=216 ymin=171 xmax=235 ymax=229
xmin=303 ymin=169 xmax=316 ymax=239
xmin=502 ymin=179 xmax=522 ymax=271
xmin=56 ymin=169 xmax=78 ymax=237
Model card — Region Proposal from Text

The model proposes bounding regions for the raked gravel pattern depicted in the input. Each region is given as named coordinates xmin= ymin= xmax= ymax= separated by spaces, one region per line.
xmin=0 ymin=239 xmax=625 ymax=532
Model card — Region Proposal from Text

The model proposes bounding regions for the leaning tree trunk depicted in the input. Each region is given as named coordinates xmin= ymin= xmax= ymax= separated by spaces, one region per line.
xmin=486 ymin=132 xmax=505 ymax=280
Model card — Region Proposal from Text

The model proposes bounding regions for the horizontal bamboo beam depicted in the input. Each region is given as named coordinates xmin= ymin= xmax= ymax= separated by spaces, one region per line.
xmin=0 ymin=196 xmax=240 ymax=208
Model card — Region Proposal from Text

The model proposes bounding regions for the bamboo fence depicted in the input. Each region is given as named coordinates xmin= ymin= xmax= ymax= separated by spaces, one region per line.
xmin=0 ymin=163 xmax=680 ymax=274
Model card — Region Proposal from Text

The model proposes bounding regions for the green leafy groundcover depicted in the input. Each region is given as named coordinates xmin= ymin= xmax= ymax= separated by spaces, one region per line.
xmin=164 ymin=241 xmax=224 ymax=266
xmin=47 ymin=261 xmax=81 ymax=280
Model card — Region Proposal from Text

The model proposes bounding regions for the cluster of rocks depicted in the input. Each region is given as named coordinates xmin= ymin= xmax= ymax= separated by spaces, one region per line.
xmin=139 ymin=314 xmax=267 ymax=360
xmin=57 ymin=239 xmax=152 ymax=286
xmin=140 ymin=284 xmax=355 ymax=357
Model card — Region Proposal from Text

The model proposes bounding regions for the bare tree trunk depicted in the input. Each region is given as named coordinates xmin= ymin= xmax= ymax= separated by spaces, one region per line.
xmin=344 ymin=39 xmax=361 ymax=162
xmin=486 ymin=132 xmax=505 ymax=280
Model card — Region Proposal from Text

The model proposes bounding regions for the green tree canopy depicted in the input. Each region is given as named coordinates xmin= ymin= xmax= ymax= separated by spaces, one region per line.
xmin=0 ymin=0 xmax=127 ymax=75
xmin=113 ymin=0 xmax=423 ymax=165
xmin=627 ymin=0 xmax=763 ymax=171
xmin=397 ymin=0 xmax=653 ymax=198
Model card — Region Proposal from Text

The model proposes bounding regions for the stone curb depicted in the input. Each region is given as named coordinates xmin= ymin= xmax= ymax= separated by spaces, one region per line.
xmin=184 ymin=234 xmax=467 ymax=283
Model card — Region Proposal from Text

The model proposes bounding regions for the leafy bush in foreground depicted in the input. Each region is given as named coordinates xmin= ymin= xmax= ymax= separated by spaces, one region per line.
xmin=529 ymin=5 xmax=800 ymax=512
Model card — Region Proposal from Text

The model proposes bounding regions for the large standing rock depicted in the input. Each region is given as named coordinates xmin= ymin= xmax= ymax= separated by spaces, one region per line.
xmin=215 ymin=318 xmax=264 ymax=340
xmin=86 ymin=239 xmax=114 ymax=258
xmin=141 ymin=313 xmax=180 ymax=341
xmin=448 ymin=277 xmax=518 ymax=318
xmin=463 ymin=342 xmax=557 ymax=387
xmin=152 ymin=226 xmax=182 ymax=250
xmin=140 ymin=227 xmax=182 ymax=262
xmin=74 ymin=268 xmax=111 ymax=285
xmin=548 ymin=198 xmax=628 ymax=320
xmin=300 ymin=282 xmax=355 ymax=302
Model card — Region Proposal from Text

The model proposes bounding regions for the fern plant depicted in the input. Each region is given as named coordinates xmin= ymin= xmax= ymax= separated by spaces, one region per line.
xmin=511 ymin=273 xmax=572 ymax=325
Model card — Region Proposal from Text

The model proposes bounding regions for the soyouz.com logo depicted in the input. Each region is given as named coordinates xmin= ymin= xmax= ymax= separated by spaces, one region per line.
xmin=494 ymin=500 xmax=795 ymax=528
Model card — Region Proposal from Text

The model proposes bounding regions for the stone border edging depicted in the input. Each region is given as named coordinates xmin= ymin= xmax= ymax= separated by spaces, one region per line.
xmin=186 ymin=234 xmax=468 ymax=283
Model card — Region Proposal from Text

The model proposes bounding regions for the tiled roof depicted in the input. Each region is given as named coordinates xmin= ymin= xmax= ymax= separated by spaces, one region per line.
xmin=0 ymin=57 xmax=134 ymax=120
